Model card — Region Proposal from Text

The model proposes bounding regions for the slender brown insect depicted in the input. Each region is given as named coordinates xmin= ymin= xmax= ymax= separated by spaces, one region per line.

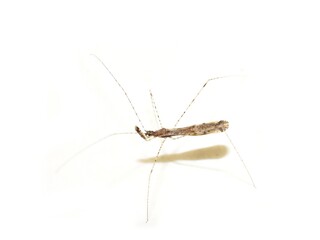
xmin=58 ymin=54 xmax=255 ymax=223
xmin=135 ymin=120 xmax=229 ymax=140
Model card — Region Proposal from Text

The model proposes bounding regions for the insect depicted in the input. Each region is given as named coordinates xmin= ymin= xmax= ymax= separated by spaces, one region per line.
xmin=58 ymin=54 xmax=255 ymax=222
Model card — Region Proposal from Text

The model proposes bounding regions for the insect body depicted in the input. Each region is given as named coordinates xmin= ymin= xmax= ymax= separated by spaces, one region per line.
xmin=135 ymin=120 xmax=229 ymax=140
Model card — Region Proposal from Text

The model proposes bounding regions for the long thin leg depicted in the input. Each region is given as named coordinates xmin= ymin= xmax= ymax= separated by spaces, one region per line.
xmin=56 ymin=132 xmax=137 ymax=173
xmin=146 ymin=139 xmax=166 ymax=223
xmin=145 ymin=90 xmax=165 ymax=222
xmin=91 ymin=55 xmax=165 ymax=221
xmin=145 ymin=78 xmax=227 ymax=222
xmin=149 ymin=90 xmax=163 ymax=129
xmin=225 ymin=132 xmax=256 ymax=188
xmin=174 ymin=77 xmax=226 ymax=128
xmin=173 ymin=76 xmax=256 ymax=187
xmin=146 ymin=76 xmax=255 ymax=222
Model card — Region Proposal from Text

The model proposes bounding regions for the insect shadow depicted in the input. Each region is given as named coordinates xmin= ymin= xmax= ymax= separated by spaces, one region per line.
xmin=139 ymin=145 xmax=228 ymax=163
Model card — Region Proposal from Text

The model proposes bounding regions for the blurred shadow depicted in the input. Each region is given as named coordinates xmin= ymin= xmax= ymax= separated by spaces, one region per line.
xmin=139 ymin=145 xmax=228 ymax=163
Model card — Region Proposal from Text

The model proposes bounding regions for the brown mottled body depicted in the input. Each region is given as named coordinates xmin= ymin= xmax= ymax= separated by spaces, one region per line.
xmin=135 ymin=120 xmax=229 ymax=141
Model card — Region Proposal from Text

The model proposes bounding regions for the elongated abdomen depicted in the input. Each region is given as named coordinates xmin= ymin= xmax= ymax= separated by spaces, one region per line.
xmin=145 ymin=120 xmax=229 ymax=139
xmin=173 ymin=120 xmax=229 ymax=136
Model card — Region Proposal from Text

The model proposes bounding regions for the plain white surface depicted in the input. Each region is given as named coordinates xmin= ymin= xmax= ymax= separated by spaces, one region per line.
xmin=1 ymin=0 xmax=320 ymax=239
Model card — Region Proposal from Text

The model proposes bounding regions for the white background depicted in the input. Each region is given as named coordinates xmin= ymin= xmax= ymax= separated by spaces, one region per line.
xmin=1 ymin=0 xmax=320 ymax=239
